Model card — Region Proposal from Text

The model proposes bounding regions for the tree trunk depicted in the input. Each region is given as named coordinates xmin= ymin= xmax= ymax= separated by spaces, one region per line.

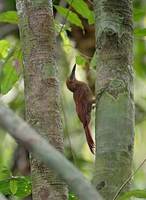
xmin=16 ymin=0 xmax=68 ymax=199
xmin=93 ymin=0 xmax=134 ymax=199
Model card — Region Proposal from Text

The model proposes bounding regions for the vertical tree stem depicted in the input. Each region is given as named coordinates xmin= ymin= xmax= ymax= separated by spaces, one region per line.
xmin=16 ymin=0 xmax=68 ymax=199
xmin=93 ymin=0 xmax=134 ymax=199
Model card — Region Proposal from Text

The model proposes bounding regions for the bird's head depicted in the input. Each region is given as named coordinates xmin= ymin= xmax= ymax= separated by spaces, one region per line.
xmin=66 ymin=64 xmax=77 ymax=92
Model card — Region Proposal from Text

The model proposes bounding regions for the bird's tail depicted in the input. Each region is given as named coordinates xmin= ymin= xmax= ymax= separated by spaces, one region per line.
xmin=84 ymin=125 xmax=95 ymax=154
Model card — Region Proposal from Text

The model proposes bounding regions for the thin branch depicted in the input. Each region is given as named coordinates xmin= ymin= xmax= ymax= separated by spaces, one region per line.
xmin=0 ymin=103 xmax=103 ymax=200
xmin=113 ymin=158 xmax=146 ymax=200
xmin=57 ymin=0 xmax=74 ymax=36
xmin=87 ymin=0 xmax=94 ymax=5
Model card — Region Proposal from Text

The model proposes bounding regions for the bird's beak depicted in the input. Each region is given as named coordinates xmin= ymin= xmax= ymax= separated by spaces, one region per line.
xmin=70 ymin=64 xmax=76 ymax=80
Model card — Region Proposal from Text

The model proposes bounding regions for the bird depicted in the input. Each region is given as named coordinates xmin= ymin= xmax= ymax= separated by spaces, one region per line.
xmin=66 ymin=64 xmax=95 ymax=154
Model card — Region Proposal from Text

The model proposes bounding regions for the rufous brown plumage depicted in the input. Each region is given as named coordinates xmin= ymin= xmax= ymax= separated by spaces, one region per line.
xmin=66 ymin=64 xmax=95 ymax=154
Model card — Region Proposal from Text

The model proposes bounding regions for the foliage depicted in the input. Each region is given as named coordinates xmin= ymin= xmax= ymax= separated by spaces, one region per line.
xmin=0 ymin=0 xmax=146 ymax=199
xmin=0 ymin=41 xmax=22 ymax=94
xmin=0 ymin=11 xmax=18 ymax=24
xmin=134 ymin=8 xmax=146 ymax=21
xmin=65 ymin=0 xmax=94 ymax=24
xmin=0 ymin=40 xmax=11 ymax=59
xmin=0 ymin=167 xmax=31 ymax=198
xmin=76 ymin=54 xmax=86 ymax=66
xmin=134 ymin=28 xmax=146 ymax=37
xmin=118 ymin=189 xmax=146 ymax=200
xmin=90 ymin=51 xmax=96 ymax=68
xmin=54 ymin=6 xmax=83 ymax=29
xmin=68 ymin=192 xmax=78 ymax=200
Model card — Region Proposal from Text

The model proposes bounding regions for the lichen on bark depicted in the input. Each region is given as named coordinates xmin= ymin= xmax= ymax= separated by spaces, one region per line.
xmin=93 ymin=0 xmax=134 ymax=199
xmin=16 ymin=0 xmax=68 ymax=199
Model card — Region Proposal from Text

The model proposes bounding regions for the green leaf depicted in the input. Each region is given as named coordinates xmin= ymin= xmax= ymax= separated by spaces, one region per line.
xmin=90 ymin=52 xmax=96 ymax=68
xmin=87 ymin=11 xmax=95 ymax=25
xmin=0 ymin=11 xmax=18 ymax=24
xmin=118 ymin=189 xmax=146 ymax=200
xmin=0 ymin=167 xmax=11 ymax=180
xmin=0 ymin=176 xmax=31 ymax=198
xmin=0 ymin=45 xmax=22 ymax=94
xmin=60 ymin=30 xmax=72 ymax=54
xmin=14 ymin=176 xmax=31 ymax=198
xmin=54 ymin=6 xmax=83 ymax=29
xmin=134 ymin=8 xmax=146 ymax=22
xmin=10 ymin=179 xmax=17 ymax=195
xmin=65 ymin=0 xmax=95 ymax=24
xmin=0 ymin=179 xmax=11 ymax=195
xmin=134 ymin=28 xmax=146 ymax=36
xmin=0 ymin=40 xmax=11 ymax=59
xmin=76 ymin=54 xmax=86 ymax=66
xmin=68 ymin=192 xmax=78 ymax=200
xmin=0 ymin=60 xmax=19 ymax=94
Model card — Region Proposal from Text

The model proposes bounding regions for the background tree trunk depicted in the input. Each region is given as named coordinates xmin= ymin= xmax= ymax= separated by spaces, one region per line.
xmin=93 ymin=0 xmax=134 ymax=199
xmin=16 ymin=0 xmax=68 ymax=199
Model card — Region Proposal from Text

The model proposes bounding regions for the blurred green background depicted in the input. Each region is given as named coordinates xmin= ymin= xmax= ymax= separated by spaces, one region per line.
xmin=0 ymin=0 xmax=146 ymax=199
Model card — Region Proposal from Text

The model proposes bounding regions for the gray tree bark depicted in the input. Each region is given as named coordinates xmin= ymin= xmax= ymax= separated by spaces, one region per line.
xmin=93 ymin=0 xmax=134 ymax=199
xmin=16 ymin=0 xmax=68 ymax=199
